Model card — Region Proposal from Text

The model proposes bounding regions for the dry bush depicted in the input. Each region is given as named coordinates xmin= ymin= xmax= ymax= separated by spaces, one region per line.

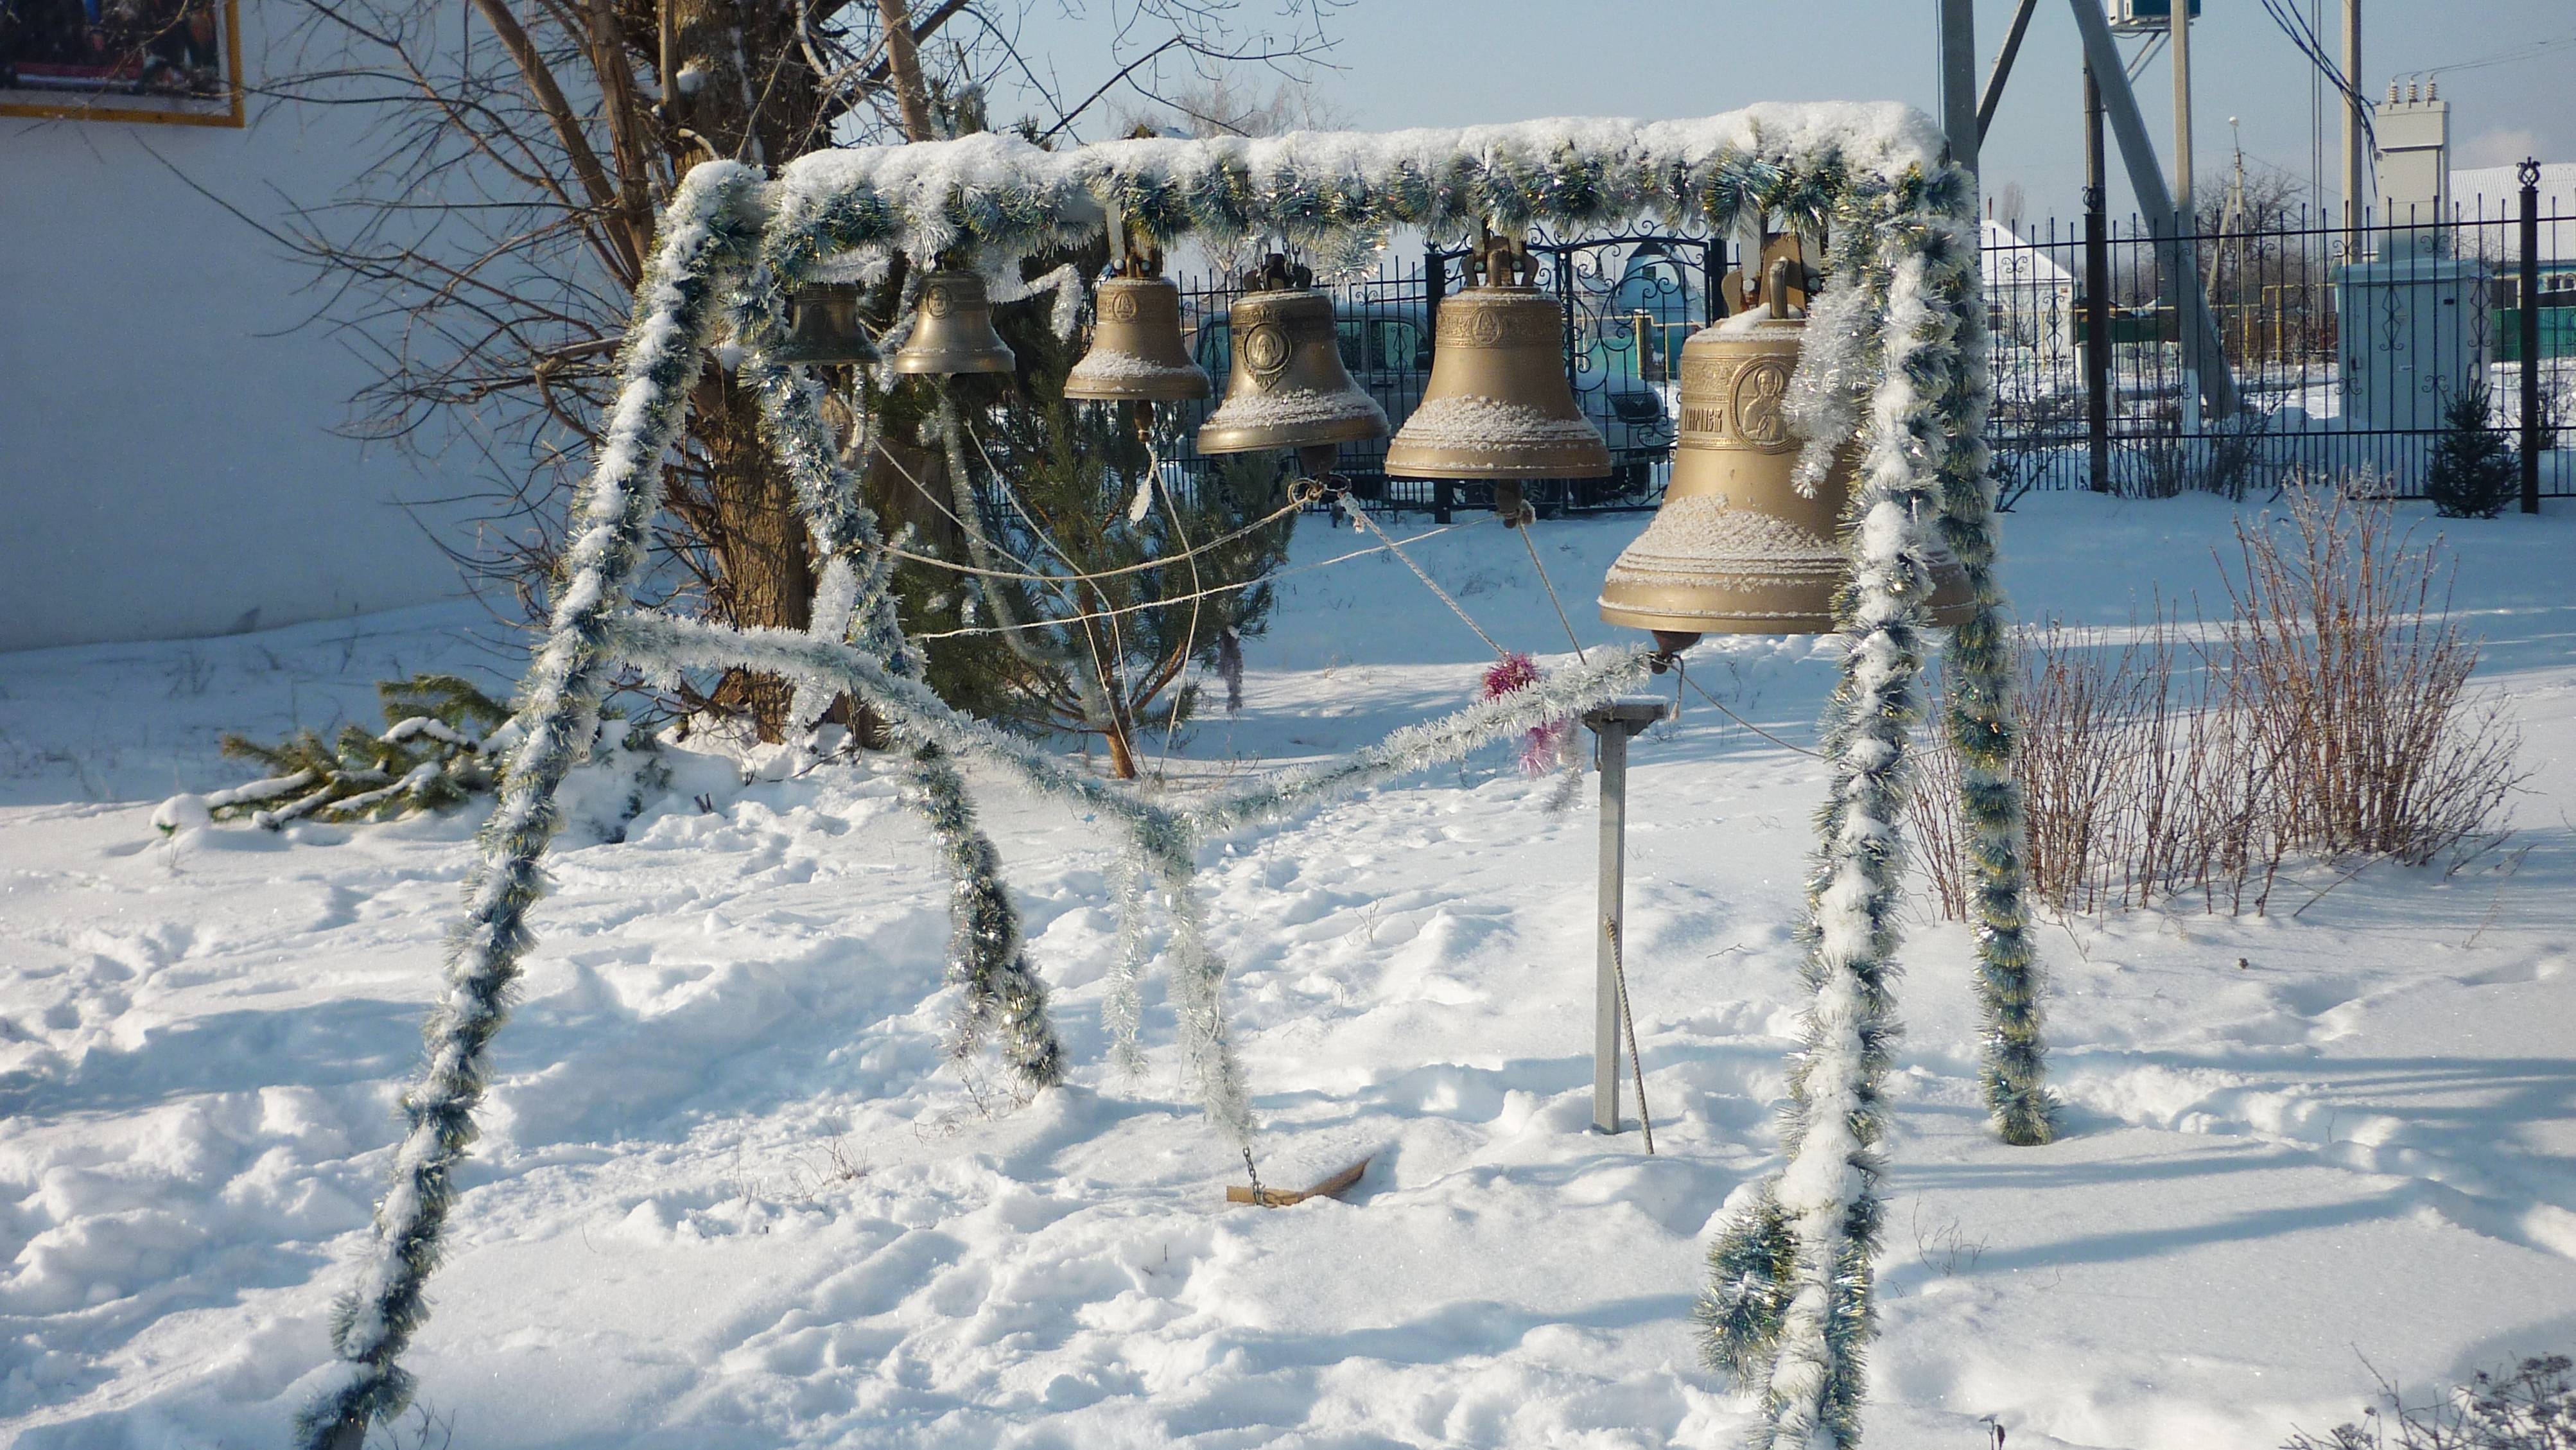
xmin=2224 ymin=484 xmax=2525 ymax=866
xmin=1916 ymin=482 xmax=2519 ymax=920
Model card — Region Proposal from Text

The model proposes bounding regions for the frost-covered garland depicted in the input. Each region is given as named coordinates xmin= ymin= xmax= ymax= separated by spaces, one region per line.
xmin=1696 ymin=188 xmax=2039 ymax=1447
xmin=731 ymin=280 xmax=1068 ymax=1090
xmin=1919 ymin=240 xmax=2054 ymax=1149
xmin=293 ymin=162 xmax=767 ymax=1450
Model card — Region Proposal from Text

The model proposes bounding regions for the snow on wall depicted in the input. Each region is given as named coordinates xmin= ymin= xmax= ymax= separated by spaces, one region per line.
xmin=0 ymin=18 xmax=461 ymax=654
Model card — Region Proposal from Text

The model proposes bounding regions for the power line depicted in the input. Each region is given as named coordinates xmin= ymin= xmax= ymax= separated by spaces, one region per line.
xmin=2256 ymin=0 xmax=2375 ymax=158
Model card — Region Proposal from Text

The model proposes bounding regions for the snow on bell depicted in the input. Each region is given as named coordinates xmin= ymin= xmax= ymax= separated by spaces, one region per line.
xmin=1384 ymin=232 xmax=1608 ymax=480
xmin=769 ymin=283 xmax=879 ymax=367
xmin=1065 ymin=275 xmax=1210 ymax=402
xmin=1599 ymin=261 xmax=1971 ymax=649
xmin=1196 ymin=255 xmax=1387 ymax=466
xmin=890 ymin=270 xmax=1016 ymax=376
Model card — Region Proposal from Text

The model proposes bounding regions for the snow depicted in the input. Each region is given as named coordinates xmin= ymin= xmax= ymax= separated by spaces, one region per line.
xmin=1391 ymin=396 xmax=1605 ymax=448
xmin=2 ymin=491 xmax=2575 ymax=1447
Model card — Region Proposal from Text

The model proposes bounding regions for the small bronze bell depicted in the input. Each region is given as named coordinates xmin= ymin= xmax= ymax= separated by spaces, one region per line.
xmin=890 ymin=270 xmax=1016 ymax=376
xmin=1196 ymin=255 xmax=1387 ymax=461
xmin=1385 ymin=231 xmax=1608 ymax=480
xmin=1065 ymin=232 xmax=1210 ymax=402
xmin=769 ymin=283 xmax=879 ymax=367
xmin=1599 ymin=257 xmax=1971 ymax=647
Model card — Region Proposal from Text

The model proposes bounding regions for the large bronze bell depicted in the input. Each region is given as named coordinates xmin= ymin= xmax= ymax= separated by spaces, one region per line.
xmin=1599 ymin=261 xmax=1971 ymax=647
xmin=1065 ymin=275 xmax=1210 ymax=402
xmin=1385 ymin=232 xmax=1608 ymax=480
xmin=890 ymin=270 xmax=1016 ymax=376
xmin=769 ymin=283 xmax=879 ymax=367
xmin=1196 ymin=256 xmax=1387 ymax=461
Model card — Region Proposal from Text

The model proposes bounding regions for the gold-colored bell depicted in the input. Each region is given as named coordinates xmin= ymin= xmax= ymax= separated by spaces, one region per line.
xmin=769 ymin=283 xmax=879 ymax=367
xmin=1065 ymin=275 xmax=1210 ymax=401
xmin=1385 ymin=231 xmax=1608 ymax=480
xmin=1068 ymin=223 xmax=1210 ymax=403
xmin=890 ymin=270 xmax=1016 ymax=376
xmin=1599 ymin=256 xmax=1971 ymax=647
xmin=1196 ymin=255 xmax=1387 ymax=460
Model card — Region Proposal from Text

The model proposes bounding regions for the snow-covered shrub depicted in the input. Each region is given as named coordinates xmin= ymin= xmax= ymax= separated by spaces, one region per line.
xmin=1915 ymin=616 xmax=2292 ymax=916
xmin=2283 ymin=1353 xmax=2575 ymax=1450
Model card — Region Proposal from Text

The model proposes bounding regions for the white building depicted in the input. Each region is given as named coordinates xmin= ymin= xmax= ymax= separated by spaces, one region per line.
xmin=1 ymin=8 xmax=462 ymax=652
xmin=1980 ymin=219 xmax=2078 ymax=360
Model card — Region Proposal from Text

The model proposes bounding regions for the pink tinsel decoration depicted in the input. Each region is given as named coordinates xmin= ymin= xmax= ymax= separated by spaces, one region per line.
xmin=1480 ymin=652 xmax=1570 ymax=778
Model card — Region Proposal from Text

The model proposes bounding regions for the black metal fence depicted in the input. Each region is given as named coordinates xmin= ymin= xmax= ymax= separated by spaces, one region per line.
xmin=1163 ymin=230 xmax=1723 ymax=518
xmin=1984 ymin=177 xmax=2576 ymax=504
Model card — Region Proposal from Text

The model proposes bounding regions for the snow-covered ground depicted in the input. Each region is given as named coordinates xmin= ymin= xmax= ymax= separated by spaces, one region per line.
xmin=1 ymin=489 xmax=2572 ymax=1449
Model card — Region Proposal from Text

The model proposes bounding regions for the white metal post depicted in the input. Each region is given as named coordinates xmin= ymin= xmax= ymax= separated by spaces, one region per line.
xmin=1585 ymin=698 xmax=1671 ymax=1136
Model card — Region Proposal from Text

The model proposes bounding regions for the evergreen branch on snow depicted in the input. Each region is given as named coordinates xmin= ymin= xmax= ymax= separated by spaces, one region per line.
xmin=158 ymin=675 xmax=514 ymax=833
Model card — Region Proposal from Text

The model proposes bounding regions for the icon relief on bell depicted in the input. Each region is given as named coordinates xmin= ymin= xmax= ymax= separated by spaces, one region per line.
xmin=1240 ymin=324 xmax=1292 ymax=380
xmin=1732 ymin=361 xmax=1791 ymax=449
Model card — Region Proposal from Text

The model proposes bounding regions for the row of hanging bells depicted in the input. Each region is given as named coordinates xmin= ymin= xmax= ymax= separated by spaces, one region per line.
xmin=763 ymin=268 xmax=1018 ymax=376
xmin=769 ymin=226 xmax=1976 ymax=647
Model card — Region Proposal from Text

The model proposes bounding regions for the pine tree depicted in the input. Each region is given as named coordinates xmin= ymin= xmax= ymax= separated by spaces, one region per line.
xmin=2425 ymin=381 xmax=2518 ymax=519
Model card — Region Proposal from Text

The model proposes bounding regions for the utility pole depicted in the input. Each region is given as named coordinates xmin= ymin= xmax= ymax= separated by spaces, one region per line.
xmin=2172 ymin=0 xmax=2198 ymax=431
xmin=2085 ymin=62 xmax=2111 ymax=493
xmin=2344 ymin=0 xmax=2365 ymax=247
xmin=1941 ymin=0 xmax=1980 ymax=173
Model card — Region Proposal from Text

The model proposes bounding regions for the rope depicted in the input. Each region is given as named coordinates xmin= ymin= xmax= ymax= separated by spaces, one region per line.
xmin=1603 ymin=915 xmax=1655 ymax=1155
xmin=1519 ymin=523 xmax=1590 ymax=665
xmin=907 ymin=516 xmax=1496 ymax=640
xmin=1674 ymin=657 xmax=1822 ymax=759
xmin=1336 ymin=494 xmax=1510 ymax=661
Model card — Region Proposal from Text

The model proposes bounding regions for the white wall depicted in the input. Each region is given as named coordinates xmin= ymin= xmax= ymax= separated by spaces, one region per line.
xmin=1 ymin=15 xmax=465 ymax=652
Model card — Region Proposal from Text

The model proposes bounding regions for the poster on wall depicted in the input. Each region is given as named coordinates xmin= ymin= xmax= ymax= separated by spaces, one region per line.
xmin=0 ymin=0 xmax=241 ymax=126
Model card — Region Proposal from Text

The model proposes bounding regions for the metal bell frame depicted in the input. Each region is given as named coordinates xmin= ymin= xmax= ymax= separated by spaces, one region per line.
xmin=290 ymin=115 xmax=2045 ymax=1450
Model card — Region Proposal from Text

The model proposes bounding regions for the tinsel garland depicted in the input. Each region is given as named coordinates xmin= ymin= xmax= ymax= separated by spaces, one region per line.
xmin=292 ymin=162 xmax=767 ymax=1450
xmin=733 ymin=306 xmax=1071 ymax=1095
xmin=295 ymin=109 xmax=2041 ymax=1450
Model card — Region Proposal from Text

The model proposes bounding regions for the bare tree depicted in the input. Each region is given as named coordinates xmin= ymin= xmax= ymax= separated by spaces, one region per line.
xmin=249 ymin=0 xmax=1339 ymax=738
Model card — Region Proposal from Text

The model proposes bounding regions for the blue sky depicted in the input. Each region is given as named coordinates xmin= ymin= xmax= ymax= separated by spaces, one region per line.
xmin=1009 ymin=0 xmax=2576 ymax=228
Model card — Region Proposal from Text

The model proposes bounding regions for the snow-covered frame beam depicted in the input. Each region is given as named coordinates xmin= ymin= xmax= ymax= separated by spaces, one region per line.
xmin=293 ymin=107 xmax=2051 ymax=1450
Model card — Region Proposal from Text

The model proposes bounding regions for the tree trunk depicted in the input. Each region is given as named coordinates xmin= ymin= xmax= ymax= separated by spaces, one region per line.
xmin=693 ymin=373 xmax=816 ymax=739
xmin=663 ymin=0 xmax=826 ymax=739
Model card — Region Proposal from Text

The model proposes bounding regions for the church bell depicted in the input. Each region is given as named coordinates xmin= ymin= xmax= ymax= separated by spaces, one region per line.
xmin=1599 ymin=257 xmax=1970 ymax=649
xmin=1065 ymin=231 xmax=1211 ymax=402
xmin=1384 ymin=231 xmax=1608 ymax=481
xmin=1196 ymin=255 xmax=1387 ymax=464
xmin=769 ymin=283 xmax=879 ymax=367
xmin=890 ymin=270 xmax=1016 ymax=376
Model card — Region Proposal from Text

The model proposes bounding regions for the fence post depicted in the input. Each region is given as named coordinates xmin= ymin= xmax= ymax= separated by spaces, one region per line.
xmin=2085 ymin=189 xmax=2112 ymax=493
xmin=2522 ymin=159 xmax=2543 ymax=515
